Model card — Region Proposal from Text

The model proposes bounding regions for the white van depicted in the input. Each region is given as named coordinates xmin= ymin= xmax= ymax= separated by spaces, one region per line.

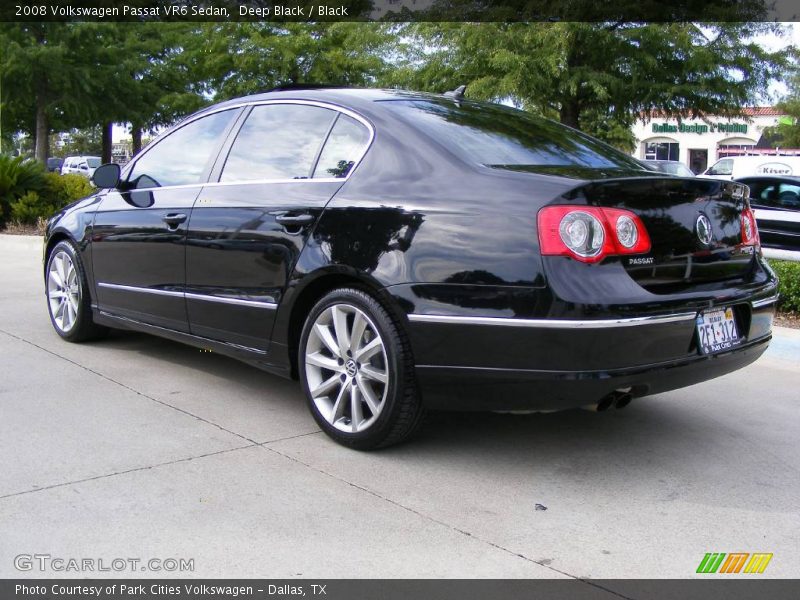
xmin=702 ymin=155 xmax=800 ymax=180
xmin=61 ymin=156 xmax=101 ymax=178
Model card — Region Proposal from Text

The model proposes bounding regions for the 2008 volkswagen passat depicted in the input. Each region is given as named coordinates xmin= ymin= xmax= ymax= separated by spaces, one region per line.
xmin=43 ymin=88 xmax=778 ymax=449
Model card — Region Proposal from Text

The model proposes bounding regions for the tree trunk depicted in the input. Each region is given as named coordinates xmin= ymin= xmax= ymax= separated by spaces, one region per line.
xmin=33 ymin=25 xmax=49 ymax=163
xmin=131 ymin=124 xmax=143 ymax=156
xmin=101 ymin=122 xmax=113 ymax=163
xmin=559 ymin=99 xmax=581 ymax=130
xmin=34 ymin=95 xmax=49 ymax=163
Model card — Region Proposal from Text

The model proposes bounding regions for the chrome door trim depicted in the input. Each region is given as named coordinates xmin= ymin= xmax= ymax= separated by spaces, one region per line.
xmin=184 ymin=292 xmax=277 ymax=309
xmin=98 ymin=282 xmax=278 ymax=309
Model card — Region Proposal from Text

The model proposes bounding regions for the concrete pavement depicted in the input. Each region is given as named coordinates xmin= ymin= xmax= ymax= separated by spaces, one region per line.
xmin=1 ymin=234 xmax=798 ymax=583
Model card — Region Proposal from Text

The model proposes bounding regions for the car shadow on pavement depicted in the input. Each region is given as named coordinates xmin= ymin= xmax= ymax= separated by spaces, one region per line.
xmin=95 ymin=329 xmax=750 ymax=487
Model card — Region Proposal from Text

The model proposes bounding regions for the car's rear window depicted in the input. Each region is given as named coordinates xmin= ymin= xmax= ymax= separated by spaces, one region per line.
xmin=86 ymin=158 xmax=101 ymax=168
xmin=382 ymin=99 xmax=646 ymax=171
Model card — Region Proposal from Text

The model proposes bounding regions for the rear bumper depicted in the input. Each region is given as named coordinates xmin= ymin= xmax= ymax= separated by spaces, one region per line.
xmin=414 ymin=335 xmax=770 ymax=411
xmin=389 ymin=283 xmax=777 ymax=411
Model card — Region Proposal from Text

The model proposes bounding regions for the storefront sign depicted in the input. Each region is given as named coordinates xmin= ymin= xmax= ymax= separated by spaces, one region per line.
xmin=651 ymin=122 xmax=748 ymax=134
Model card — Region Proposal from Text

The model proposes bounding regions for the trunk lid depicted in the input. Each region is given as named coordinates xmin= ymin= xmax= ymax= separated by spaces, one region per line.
xmin=570 ymin=177 xmax=756 ymax=293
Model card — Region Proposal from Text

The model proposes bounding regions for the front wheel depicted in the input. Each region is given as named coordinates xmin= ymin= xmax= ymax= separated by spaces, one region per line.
xmin=45 ymin=240 xmax=107 ymax=342
xmin=299 ymin=288 xmax=424 ymax=450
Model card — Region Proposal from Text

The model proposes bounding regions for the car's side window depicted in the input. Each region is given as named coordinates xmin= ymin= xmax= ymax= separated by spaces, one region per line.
xmin=754 ymin=184 xmax=780 ymax=207
xmin=744 ymin=181 xmax=767 ymax=205
xmin=221 ymin=104 xmax=336 ymax=182
xmin=778 ymin=183 xmax=800 ymax=209
xmin=313 ymin=114 xmax=371 ymax=179
xmin=709 ymin=159 xmax=733 ymax=176
xmin=127 ymin=109 xmax=237 ymax=189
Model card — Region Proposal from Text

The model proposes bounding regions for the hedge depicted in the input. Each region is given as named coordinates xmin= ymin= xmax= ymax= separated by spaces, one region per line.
xmin=0 ymin=154 xmax=95 ymax=226
xmin=769 ymin=260 xmax=800 ymax=314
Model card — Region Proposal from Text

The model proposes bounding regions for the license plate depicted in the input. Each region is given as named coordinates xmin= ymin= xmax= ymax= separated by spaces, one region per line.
xmin=696 ymin=307 xmax=742 ymax=355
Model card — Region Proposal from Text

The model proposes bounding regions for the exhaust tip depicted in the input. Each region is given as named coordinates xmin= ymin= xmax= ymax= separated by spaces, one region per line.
xmin=596 ymin=395 xmax=615 ymax=412
xmin=614 ymin=393 xmax=633 ymax=410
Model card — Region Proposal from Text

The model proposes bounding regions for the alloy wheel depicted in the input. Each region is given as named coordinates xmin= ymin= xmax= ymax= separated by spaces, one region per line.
xmin=47 ymin=250 xmax=81 ymax=333
xmin=304 ymin=303 xmax=390 ymax=433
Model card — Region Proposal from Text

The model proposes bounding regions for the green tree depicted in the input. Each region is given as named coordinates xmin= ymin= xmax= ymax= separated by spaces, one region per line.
xmin=0 ymin=24 xmax=129 ymax=162
xmin=192 ymin=23 xmax=392 ymax=101
xmin=386 ymin=23 xmax=795 ymax=150
xmin=762 ymin=74 xmax=800 ymax=148
xmin=114 ymin=23 xmax=209 ymax=156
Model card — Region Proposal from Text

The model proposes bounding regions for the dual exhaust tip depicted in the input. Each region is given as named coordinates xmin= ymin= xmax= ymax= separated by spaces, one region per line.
xmin=584 ymin=389 xmax=634 ymax=412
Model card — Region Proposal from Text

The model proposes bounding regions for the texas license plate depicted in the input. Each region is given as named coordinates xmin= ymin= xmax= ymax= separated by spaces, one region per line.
xmin=696 ymin=307 xmax=742 ymax=355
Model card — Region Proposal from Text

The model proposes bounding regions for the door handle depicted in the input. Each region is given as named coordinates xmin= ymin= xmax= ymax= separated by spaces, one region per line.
xmin=162 ymin=213 xmax=187 ymax=228
xmin=275 ymin=213 xmax=314 ymax=226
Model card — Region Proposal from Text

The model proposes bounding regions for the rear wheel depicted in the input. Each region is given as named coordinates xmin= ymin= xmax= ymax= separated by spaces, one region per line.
xmin=45 ymin=240 xmax=108 ymax=342
xmin=299 ymin=288 xmax=424 ymax=449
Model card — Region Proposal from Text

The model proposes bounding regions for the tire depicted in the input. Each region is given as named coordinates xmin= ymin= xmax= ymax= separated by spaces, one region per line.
xmin=45 ymin=239 xmax=108 ymax=343
xmin=299 ymin=288 xmax=425 ymax=450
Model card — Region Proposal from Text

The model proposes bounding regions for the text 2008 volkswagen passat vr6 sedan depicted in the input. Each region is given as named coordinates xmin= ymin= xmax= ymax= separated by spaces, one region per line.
xmin=43 ymin=88 xmax=779 ymax=449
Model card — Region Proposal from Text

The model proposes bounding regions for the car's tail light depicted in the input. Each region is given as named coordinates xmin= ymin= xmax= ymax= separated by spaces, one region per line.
xmin=537 ymin=206 xmax=651 ymax=263
xmin=741 ymin=207 xmax=759 ymax=246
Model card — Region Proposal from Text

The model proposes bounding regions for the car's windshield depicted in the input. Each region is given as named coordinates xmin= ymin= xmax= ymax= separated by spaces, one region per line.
xmin=86 ymin=157 xmax=101 ymax=168
xmin=382 ymin=98 xmax=647 ymax=172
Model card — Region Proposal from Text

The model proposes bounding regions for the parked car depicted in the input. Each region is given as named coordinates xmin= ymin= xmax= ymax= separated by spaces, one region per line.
xmin=46 ymin=157 xmax=64 ymax=173
xmin=736 ymin=175 xmax=800 ymax=255
xmin=61 ymin=155 xmax=101 ymax=178
xmin=641 ymin=159 xmax=696 ymax=177
xmin=42 ymin=88 xmax=778 ymax=449
xmin=703 ymin=155 xmax=800 ymax=180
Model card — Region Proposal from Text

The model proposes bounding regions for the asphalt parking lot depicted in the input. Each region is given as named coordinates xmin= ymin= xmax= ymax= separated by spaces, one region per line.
xmin=1 ymin=234 xmax=798 ymax=583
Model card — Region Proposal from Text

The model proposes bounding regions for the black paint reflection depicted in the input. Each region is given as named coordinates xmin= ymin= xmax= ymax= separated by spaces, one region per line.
xmin=313 ymin=207 xmax=424 ymax=273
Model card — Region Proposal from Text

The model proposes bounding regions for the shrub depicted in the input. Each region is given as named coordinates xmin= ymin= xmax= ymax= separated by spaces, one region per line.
xmin=43 ymin=172 xmax=95 ymax=206
xmin=3 ymin=172 xmax=95 ymax=226
xmin=0 ymin=154 xmax=47 ymax=225
xmin=9 ymin=191 xmax=59 ymax=225
xmin=769 ymin=260 xmax=800 ymax=313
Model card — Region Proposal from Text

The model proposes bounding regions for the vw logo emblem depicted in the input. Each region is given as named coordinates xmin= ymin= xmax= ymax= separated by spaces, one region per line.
xmin=345 ymin=359 xmax=358 ymax=378
xmin=696 ymin=214 xmax=713 ymax=245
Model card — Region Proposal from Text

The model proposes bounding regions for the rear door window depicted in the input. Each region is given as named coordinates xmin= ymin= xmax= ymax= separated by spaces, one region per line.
xmin=221 ymin=104 xmax=337 ymax=182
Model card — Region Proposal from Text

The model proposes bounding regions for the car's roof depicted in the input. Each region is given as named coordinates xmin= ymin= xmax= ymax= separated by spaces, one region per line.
xmin=196 ymin=87 xmax=454 ymax=118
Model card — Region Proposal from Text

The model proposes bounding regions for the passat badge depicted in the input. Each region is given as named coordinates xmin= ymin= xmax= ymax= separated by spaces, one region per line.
xmin=696 ymin=214 xmax=713 ymax=245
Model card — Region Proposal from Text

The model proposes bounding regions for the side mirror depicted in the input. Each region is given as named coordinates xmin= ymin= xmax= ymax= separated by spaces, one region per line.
xmin=91 ymin=163 xmax=121 ymax=189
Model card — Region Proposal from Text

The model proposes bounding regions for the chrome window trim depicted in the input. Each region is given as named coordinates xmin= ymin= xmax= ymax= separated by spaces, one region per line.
xmin=98 ymin=282 xmax=278 ymax=309
xmin=751 ymin=294 xmax=780 ymax=309
xmin=407 ymin=312 xmax=698 ymax=329
xmin=121 ymin=99 xmax=375 ymax=191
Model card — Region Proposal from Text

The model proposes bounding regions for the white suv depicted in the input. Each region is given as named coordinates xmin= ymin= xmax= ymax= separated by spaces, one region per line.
xmin=61 ymin=156 xmax=101 ymax=178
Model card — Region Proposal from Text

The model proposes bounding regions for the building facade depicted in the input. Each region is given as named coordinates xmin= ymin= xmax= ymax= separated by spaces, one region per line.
xmin=631 ymin=107 xmax=791 ymax=174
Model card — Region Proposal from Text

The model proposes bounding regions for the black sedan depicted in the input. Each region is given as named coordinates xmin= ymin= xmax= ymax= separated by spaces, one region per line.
xmin=735 ymin=175 xmax=800 ymax=256
xmin=43 ymin=88 xmax=778 ymax=449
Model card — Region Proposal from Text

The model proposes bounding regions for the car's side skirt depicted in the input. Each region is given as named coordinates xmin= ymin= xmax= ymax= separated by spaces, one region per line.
xmin=92 ymin=309 xmax=292 ymax=379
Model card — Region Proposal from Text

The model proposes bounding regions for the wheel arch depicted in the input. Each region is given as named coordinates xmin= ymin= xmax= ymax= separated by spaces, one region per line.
xmin=278 ymin=268 xmax=409 ymax=380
